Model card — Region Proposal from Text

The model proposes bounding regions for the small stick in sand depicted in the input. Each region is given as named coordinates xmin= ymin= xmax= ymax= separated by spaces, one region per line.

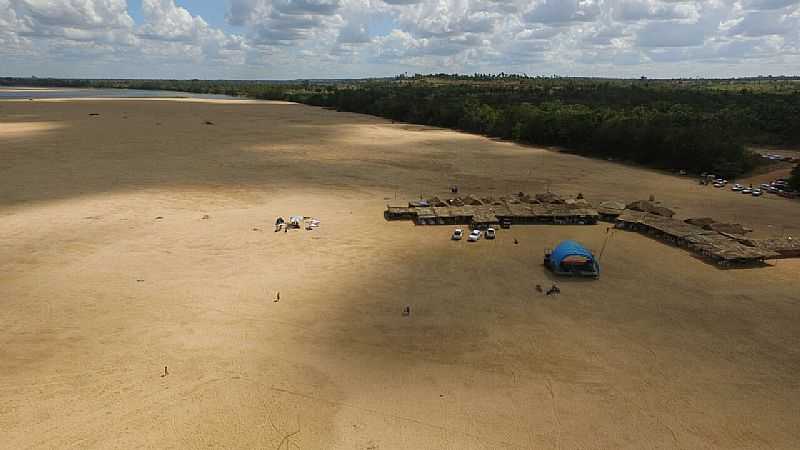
xmin=275 ymin=291 xmax=280 ymax=302
xmin=161 ymin=366 xmax=168 ymax=377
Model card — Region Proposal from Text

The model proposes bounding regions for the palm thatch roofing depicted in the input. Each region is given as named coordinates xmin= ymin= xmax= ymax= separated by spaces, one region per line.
xmin=386 ymin=192 xmax=599 ymax=226
xmin=536 ymin=192 xmax=564 ymax=204
xmin=684 ymin=217 xmax=751 ymax=235
xmin=683 ymin=234 xmax=780 ymax=261
xmin=599 ymin=200 xmax=626 ymax=210
xmin=626 ymin=200 xmax=675 ymax=218
xmin=708 ymin=223 xmax=750 ymax=235
xmin=386 ymin=205 xmax=413 ymax=214
xmin=617 ymin=211 xmax=778 ymax=261
xmin=685 ymin=217 xmax=716 ymax=228
xmin=472 ymin=212 xmax=499 ymax=224
xmin=740 ymin=237 xmax=800 ymax=254
xmin=463 ymin=195 xmax=483 ymax=206
xmin=415 ymin=207 xmax=435 ymax=219
xmin=427 ymin=196 xmax=448 ymax=207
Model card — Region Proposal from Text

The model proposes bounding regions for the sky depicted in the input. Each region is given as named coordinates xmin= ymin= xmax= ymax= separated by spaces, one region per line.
xmin=1 ymin=0 xmax=799 ymax=79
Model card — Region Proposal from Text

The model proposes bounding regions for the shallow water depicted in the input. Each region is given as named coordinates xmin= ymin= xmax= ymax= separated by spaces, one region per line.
xmin=0 ymin=88 xmax=235 ymax=100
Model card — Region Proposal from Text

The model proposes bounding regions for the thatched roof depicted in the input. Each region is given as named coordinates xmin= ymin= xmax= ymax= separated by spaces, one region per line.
xmin=684 ymin=217 xmax=751 ymax=235
xmin=415 ymin=207 xmax=435 ymax=218
xmin=427 ymin=196 xmax=447 ymax=207
xmin=564 ymin=198 xmax=592 ymax=209
xmin=708 ymin=223 xmax=750 ymax=235
xmin=626 ymin=200 xmax=675 ymax=218
xmin=685 ymin=217 xmax=716 ymax=228
xmin=743 ymin=237 xmax=800 ymax=253
xmin=598 ymin=200 xmax=626 ymax=215
xmin=386 ymin=205 xmax=413 ymax=214
xmin=618 ymin=211 xmax=777 ymax=261
xmin=388 ymin=191 xmax=598 ymax=224
xmin=599 ymin=200 xmax=626 ymax=211
xmin=518 ymin=193 xmax=539 ymax=204
xmin=535 ymin=192 xmax=564 ymax=204
xmin=463 ymin=194 xmax=483 ymax=206
xmin=472 ymin=212 xmax=499 ymax=224
xmin=448 ymin=197 xmax=465 ymax=207
xmin=684 ymin=233 xmax=779 ymax=261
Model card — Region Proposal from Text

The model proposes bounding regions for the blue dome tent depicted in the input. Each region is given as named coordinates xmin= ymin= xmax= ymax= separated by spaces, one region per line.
xmin=545 ymin=240 xmax=600 ymax=278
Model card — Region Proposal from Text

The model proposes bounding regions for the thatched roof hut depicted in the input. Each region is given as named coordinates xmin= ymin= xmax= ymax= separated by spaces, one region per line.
xmin=536 ymin=192 xmax=564 ymax=204
xmin=427 ymin=196 xmax=447 ymax=207
xmin=684 ymin=217 xmax=751 ymax=235
xmin=448 ymin=197 xmax=465 ymax=207
xmin=740 ymin=237 xmax=800 ymax=258
xmin=685 ymin=217 xmax=716 ymax=228
xmin=626 ymin=200 xmax=675 ymax=218
xmin=708 ymin=222 xmax=750 ymax=235
xmin=463 ymin=194 xmax=483 ymax=206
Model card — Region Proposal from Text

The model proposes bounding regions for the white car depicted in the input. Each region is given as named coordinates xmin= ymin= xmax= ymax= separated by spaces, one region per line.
xmin=452 ymin=228 xmax=463 ymax=240
xmin=742 ymin=188 xmax=752 ymax=194
xmin=485 ymin=228 xmax=496 ymax=239
xmin=751 ymin=189 xmax=763 ymax=197
xmin=467 ymin=229 xmax=481 ymax=242
xmin=713 ymin=183 xmax=723 ymax=188
xmin=731 ymin=184 xmax=743 ymax=192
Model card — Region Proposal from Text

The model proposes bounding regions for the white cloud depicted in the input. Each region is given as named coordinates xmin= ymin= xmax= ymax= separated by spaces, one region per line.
xmin=338 ymin=20 xmax=371 ymax=43
xmin=637 ymin=20 xmax=707 ymax=47
xmin=524 ymin=0 xmax=602 ymax=24
xmin=1 ymin=0 xmax=799 ymax=78
xmin=729 ymin=9 xmax=798 ymax=36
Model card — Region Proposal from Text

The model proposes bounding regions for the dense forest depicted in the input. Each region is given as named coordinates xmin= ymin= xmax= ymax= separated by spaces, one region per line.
xmin=3 ymin=75 xmax=800 ymax=183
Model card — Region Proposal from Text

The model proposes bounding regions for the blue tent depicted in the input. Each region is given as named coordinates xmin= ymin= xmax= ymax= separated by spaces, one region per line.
xmin=546 ymin=240 xmax=600 ymax=277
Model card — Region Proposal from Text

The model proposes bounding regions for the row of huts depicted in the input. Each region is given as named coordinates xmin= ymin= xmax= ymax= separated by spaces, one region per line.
xmin=385 ymin=193 xmax=599 ymax=228
xmin=614 ymin=210 xmax=780 ymax=266
xmin=385 ymin=193 xmax=797 ymax=267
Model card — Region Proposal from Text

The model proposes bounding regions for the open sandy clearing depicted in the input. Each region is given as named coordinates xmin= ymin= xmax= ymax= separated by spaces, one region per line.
xmin=1 ymin=99 xmax=799 ymax=449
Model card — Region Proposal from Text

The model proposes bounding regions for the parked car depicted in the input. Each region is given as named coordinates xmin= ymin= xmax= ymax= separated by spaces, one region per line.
xmin=485 ymin=228 xmax=496 ymax=239
xmin=751 ymin=189 xmax=763 ymax=197
xmin=742 ymin=188 xmax=752 ymax=194
xmin=731 ymin=184 xmax=743 ymax=191
xmin=451 ymin=228 xmax=463 ymax=240
xmin=467 ymin=229 xmax=481 ymax=242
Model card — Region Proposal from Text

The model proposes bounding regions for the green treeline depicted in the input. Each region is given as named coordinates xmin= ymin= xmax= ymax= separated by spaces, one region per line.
xmin=4 ymin=75 xmax=800 ymax=180
xmin=297 ymin=78 xmax=800 ymax=179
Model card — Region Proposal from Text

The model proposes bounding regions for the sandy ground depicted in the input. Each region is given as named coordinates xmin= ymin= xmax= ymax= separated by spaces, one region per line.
xmin=0 ymin=87 xmax=71 ymax=92
xmin=1 ymin=98 xmax=799 ymax=449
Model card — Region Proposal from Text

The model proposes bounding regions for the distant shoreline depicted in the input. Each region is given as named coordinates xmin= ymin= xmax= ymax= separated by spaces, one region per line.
xmin=0 ymin=87 xmax=73 ymax=92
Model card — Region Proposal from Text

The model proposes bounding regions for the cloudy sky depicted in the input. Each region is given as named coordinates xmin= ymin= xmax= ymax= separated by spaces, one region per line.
xmin=1 ymin=0 xmax=799 ymax=79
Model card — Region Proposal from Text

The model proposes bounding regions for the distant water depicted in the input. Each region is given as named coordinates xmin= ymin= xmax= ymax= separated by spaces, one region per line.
xmin=0 ymin=88 xmax=236 ymax=100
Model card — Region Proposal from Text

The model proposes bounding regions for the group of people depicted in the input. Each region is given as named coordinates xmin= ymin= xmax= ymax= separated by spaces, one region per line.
xmin=536 ymin=284 xmax=561 ymax=296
